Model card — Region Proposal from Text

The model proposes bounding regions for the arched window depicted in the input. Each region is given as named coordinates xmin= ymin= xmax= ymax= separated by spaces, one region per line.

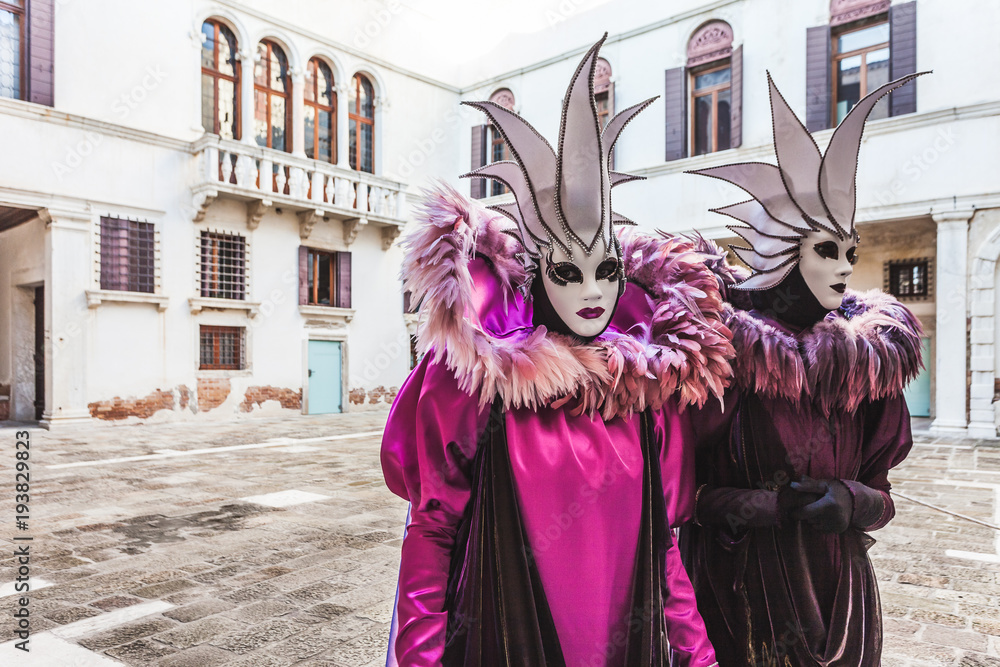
xmin=349 ymin=74 xmax=375 ymax=173
xmin=687 ymin=21 xmax=734 ymax=156
xmin=487 ymin=89 xmax=515 ymax=196
xmin=201 ymin=19 xmax=240 ymax=139
xmin=254 ymin=40 xmax=291 ymax=151
xmin=304 ymin=58 xmax=336 ymax=163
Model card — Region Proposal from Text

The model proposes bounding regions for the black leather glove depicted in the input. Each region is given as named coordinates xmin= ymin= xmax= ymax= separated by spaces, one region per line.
xmin=790 ymin=476 xmax=854 ymax=533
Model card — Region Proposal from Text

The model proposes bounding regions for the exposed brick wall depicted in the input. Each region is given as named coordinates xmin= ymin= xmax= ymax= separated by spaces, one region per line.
xmin=349 ymin=388 xmax=366 ymax=405
xmin=348 ymin=386 xmax=399 ymax=406
xmin=197 ymin=378 xmax=231 ymax=411
xmin=178 ymin=384 xmax=191 ymax=410
xmin=240 ymin=386 xmax=302 ymax=413
xmin=89 ymin=389 xmax=175 ymax=421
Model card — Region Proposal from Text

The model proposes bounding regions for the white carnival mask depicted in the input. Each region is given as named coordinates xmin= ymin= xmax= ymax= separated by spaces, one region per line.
xmin=539 ymin=238 xmax=623 ymax=338
xmin=798 ymin=228 xmax=858 ymax=310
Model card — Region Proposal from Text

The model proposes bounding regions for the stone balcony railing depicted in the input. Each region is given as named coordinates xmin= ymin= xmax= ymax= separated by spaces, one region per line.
xmin=190 ymin=135 xmax=407 ymax=249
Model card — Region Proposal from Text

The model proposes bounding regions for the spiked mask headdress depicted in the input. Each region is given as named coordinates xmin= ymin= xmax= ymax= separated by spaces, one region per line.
xmin=461 ymin=34 xmax=656 ymax=291
xmin=690 ymin=71 xmax=926 ymax=291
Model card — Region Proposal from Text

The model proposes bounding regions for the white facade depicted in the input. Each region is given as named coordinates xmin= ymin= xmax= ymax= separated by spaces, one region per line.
xmin=1 ymin=0 xmax=998 ymax=433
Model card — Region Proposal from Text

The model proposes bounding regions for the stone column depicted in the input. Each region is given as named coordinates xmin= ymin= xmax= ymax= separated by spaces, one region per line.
xmin=291 ymin=67 xmax=306 ymax=158
xmin=931 ymin=210 xmax=973 ymax=435
xmin=239 ymin=49 xmax=256 ymax=145
xmin=40 ymin=209 xmax=93 ymax=427
xmin=336 ymin=82 xmax=350 ymax=169
xmin=967 ymin=211 xmax=999 ymax=438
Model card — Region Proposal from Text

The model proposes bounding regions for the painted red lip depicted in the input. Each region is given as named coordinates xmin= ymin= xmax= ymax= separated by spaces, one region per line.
xmin=831 ymin=283 xmax=847 ymax=294
xmin=576 ymin=307 xmax=606 ymax=320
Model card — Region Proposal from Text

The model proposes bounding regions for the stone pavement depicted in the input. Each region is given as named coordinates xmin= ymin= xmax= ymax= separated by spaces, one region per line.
xmin=0 ymin=413 xmax=996 ymax=666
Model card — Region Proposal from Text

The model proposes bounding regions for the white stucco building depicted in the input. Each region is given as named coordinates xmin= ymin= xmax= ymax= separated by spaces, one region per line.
xmin=1 ymin=0 xmax=998 ymax=435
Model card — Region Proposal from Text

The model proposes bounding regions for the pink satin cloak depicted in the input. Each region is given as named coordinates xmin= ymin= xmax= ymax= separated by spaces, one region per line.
xmin=381 ymin=355 xmax=717 ymax=666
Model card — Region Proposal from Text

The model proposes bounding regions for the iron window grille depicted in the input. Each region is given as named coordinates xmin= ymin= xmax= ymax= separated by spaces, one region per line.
xmin=200 ymin=231 xmax=246 ymax=300
xmin=99 ymin=216 xmax=155 ymax=293
xmin=199 ymin=325 xmax=245 ymax=370
xmin=885 ymin=258 xmax=931 ymax=300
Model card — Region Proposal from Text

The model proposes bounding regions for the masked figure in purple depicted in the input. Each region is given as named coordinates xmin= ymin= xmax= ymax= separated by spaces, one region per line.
xmin=681 ymin=72 xmax=927 ymax=666
xmin=381 ymin=35 xmax=734 ymax=666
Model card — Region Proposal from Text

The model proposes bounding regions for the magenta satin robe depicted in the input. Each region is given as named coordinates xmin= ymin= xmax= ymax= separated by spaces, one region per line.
xmin=381 ymin=353 xmax=717 ymax=666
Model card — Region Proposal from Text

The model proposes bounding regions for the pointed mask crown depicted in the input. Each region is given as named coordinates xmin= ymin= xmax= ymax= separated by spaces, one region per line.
xmin=462 ymin=34 xmax=656 ymax=268
xmin=690 ymin=71 xmax=927 ymax=291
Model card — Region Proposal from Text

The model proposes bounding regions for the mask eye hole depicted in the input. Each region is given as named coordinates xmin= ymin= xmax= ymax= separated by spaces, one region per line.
xmin=547 ymin=261 xmax=584 ymax=286
xmin=813 ymin=241 xmax=839 ymax=260
xmin=846 ymin=246 xmax=859 ymax=266
xmin=595 ymin=258 xmax=621 ymax=281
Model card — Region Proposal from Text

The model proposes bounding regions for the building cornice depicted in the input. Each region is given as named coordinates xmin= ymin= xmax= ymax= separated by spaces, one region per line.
xmin=211 ymin=0 xmax=461 ymax=93
xmin=459 ymin=0 xmax=742 ymax=94
xmin=0 ymin=97 xmax=194 ymax=151
xmin=631 ymin=100 xmax=1000 ymax=179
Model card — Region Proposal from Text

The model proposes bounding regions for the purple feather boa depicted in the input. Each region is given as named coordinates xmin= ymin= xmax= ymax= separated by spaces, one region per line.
xmin=399 ymin=184 xmax=735 ymax=419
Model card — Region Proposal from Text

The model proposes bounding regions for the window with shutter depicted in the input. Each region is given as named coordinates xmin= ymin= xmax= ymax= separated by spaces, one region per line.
xmin=300 ymin=247 xmax=351 ymax=308
xmin=100 ymin=217 xmax=155 ymax=293
xmin=686 ymin=21 xmax=735 ymax=157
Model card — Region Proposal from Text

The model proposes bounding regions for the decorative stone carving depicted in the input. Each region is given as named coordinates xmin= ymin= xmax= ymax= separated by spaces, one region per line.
xmin=381 ymin=225 xmax=402 ymax=251
xmin=489 ymin=88 xmax=516 ymax=110
xmin=246 ymin=200 xmax=271 ymax=231
xmin=298 ymin=209 xmax=323 ymax=239
xmin=830 ymin=0 xmax=890 ymax=26
xmin=193 ymin=190 xmax=217 ymax=223
xmin=687 ymin=20 xmax=734 ymax=67
xmin=594 ymin=58 xmax=612 ymax=94
xmin=343 ymin=217 xmax=366 ymax=246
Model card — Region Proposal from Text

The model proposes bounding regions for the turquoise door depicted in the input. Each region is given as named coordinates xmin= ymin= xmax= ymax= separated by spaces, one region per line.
xmin=308 ymin=340 xmax=342 ymax=414
xmin=903 ymin=336 xmax=931 ymax=417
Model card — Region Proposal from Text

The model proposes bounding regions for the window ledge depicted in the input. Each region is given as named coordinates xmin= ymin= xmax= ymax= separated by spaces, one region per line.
xmin=189 ymin=297 xmax=261 ymax=317
xmin=86 ymin=290 xmax=169 ymax=311
xmin=299 ymin=305 xmax=355 ymax=324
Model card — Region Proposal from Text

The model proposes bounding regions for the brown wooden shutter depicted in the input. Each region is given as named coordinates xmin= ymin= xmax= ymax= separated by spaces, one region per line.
xmin=664 ymin=67 xmax=686 ymax=161
xmin=470 ymin=124 xmax=487 ymax=199
xmin=335 ymin=251 xmax=352 ymax=308
xmin=298 ymin=246 xmax=309 ymax=305
xmin=606 ymin=81 xmax=617 ymax=170
xmin=27 ymin=0 xmax=55 ymax=106
xmin=805 ymin=25 xmax=832 ymax=132
xmin=889 ymin=1 xmax=917 ymax=117
xmin=730 ymin=45 xmax=743 ymax=149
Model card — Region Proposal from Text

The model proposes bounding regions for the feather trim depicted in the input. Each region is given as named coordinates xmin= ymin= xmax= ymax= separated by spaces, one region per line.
xmin=400 ymin=184 xmax=735 ymax=419
xmin=724 ymin=289 xmax=924 ymax=415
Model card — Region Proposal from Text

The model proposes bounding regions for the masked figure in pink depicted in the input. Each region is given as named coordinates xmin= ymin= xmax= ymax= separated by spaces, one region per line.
xmin=381 ymin=35 xmax=733 ymax=666
xmin=681 ymin=72 xmax=926 ymax=666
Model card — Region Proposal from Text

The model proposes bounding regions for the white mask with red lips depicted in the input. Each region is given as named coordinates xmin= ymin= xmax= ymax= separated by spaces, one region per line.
xmin=538 ymin=238 xmax=623 ymax=339
xmin=798 ymin=228 xmax=859 ymax=310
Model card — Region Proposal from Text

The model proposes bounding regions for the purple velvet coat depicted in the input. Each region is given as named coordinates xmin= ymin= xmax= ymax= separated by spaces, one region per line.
xmin=681 ymin=291 xmax=922 ymax=666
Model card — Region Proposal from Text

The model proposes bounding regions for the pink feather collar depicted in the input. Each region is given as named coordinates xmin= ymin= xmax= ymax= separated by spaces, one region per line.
xmin=725 ymin=291 xmax=924 ymax=415
xmin=401 ymin=186 xmax=735 ymax=420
